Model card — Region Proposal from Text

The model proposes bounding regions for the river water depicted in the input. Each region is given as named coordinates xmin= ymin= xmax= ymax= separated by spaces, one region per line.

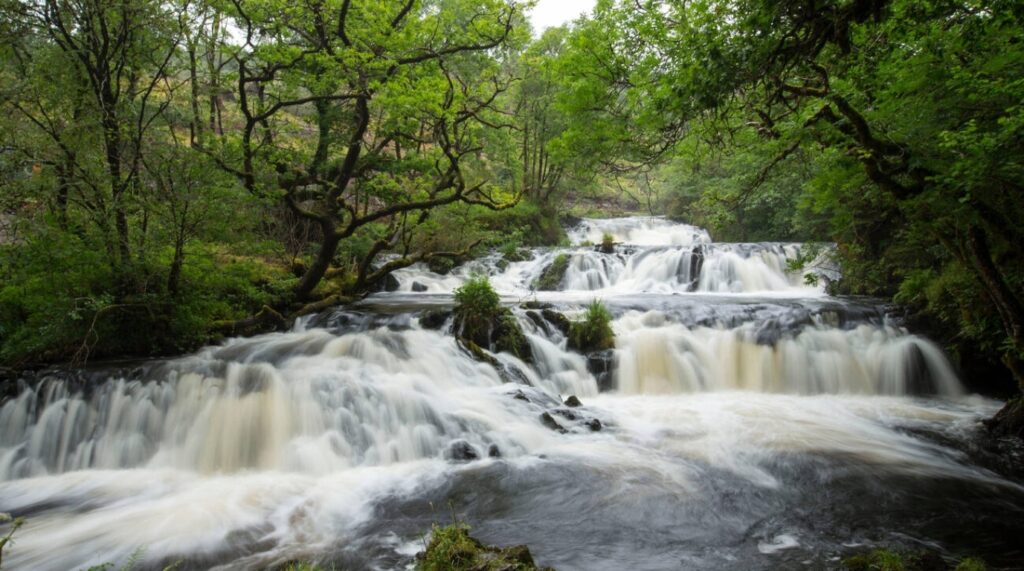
xmin=1 ymin=217 xmax=1022 ymax=570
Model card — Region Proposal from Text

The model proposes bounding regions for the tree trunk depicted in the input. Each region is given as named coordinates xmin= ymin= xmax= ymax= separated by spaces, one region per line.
xmin=293 ymin=227 xmax=341 ymax=300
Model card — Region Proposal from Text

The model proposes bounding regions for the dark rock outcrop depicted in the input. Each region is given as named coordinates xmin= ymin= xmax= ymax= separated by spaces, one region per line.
xmin=586 ymin=350 xmax=616 ymax=392
xmin=445 ymin=440 xmax=480 ymax=462
xmin=418 ymin=309 xmax=451 ymax=331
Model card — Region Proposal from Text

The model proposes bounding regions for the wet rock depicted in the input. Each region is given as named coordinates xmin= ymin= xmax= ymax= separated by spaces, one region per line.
xmin=524 ymin=310 xmax=550 ymax=334
xmin=491 ymin=312 xmax=534 ymax=364
xmin=540 ymin=309 xmax=571 ymax=335
xmin=411 ymin=281 xmax=429 ymax=292
xmin=511 ymin=390 xmax=531 ymax=402
xmin=381 ymin=273 xmax=401 ymax=292
xmin=445 ymin=440 xmax=480 ymax=462
xmin=586 ymin=350 xmax=616 ymax=392
xmin=539 ymin=412 xmax=566 ymax=433
xmin=552 ymin=408 xmax=579 ymax=421
xmin=520 ymin=301 xmax=553 ymax=310
xmin=687 ymin=245 xmax=704 ymax=291
xmin=503 ymin=248 xmax=534 ymax=263
xmin=427 ymin=256 xmax=457 ymax=275
xmin=418 ymin=309 xmax=450 ymax=331
xmin=564 ymin=395 xmax=582 ymax=407
xmin=534 ymin=254 xmax=570 ymax=291
xmin=488 ymin=444 xmax=501 ymax=458
xmin=585 ymin=418 xmax=602 ymax=432
xmin=987 ymin=397 xmax=1024 ymax=439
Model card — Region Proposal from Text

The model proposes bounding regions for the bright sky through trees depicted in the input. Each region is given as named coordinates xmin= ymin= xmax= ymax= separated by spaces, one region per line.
xmin=529 ymin=0 xmax=595 ymax=33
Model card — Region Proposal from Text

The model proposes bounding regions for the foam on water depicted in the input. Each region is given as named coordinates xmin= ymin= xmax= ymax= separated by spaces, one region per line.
xmin=0 ymin=216 xmax=1018 ymax=570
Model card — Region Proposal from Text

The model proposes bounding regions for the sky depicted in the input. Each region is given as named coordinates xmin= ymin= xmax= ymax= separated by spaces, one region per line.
xmin=528 ymin=0 xmax=597 ymax=33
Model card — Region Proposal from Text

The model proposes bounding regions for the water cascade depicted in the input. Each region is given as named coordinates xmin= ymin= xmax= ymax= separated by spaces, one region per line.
xmin=1 ymin=217 xmax=1020 ymax=570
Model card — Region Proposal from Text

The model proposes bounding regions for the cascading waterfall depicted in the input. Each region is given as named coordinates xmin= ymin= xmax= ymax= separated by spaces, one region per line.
xmin=390 ymin=218 xmax=826 ymax=295
xmin=1 ymin=216 xmax=1020 ymax=571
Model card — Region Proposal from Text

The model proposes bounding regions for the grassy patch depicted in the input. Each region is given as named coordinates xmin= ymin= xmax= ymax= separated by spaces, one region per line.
xmin=568 ymin=300 xmax=615 ymax=352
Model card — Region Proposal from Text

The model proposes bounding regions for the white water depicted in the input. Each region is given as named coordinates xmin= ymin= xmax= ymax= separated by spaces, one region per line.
xmin=0 ymin=217 xmax=1017 ymax=570
xmin=390 ymin=216 xmax=826 ymax=295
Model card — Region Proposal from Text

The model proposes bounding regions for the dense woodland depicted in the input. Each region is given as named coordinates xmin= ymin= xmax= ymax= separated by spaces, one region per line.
xmin=1 ymin=0 xmax=1022 ymax=426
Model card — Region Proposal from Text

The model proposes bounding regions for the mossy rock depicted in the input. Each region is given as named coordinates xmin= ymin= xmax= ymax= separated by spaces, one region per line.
xmin=416 ymin=523 xmax=554 ymax=571
xmin=493 ymin=310 xmax=533 ymax=363
xmin=533 ymin=254 xmax=570 ymax=291
xmin=843 ymin=549 xmax=986 ymax=571
xmin=428 ymin=257 xmax=458 ymax=275
xmin=540 ymin=309 xmax=571 ymax=335
xmin=503 ymin=248 xmax=534 ymax=263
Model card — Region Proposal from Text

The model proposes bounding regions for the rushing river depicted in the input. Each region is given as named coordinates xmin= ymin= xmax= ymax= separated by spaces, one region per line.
xmin=1 ymin=217 xmax=1023 ymax=570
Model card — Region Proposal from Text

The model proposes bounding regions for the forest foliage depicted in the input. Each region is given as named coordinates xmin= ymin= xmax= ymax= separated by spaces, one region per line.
xmin=1 ymin=0 xmax=1023 ymax=407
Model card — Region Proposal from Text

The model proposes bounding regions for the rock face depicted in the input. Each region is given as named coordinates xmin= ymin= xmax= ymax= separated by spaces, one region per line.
xmin=687 ymin=245 xmax=704 ymax=291
xmin=539 ymin=309 xmax=571 ymax=336
xmin=986 ymin=397 xmax=1024 ymax=439
xmin=454 ymin=309 xmax=534 ymax=365
xmin=418 ymin=309 xmax=451 ymax=330
xmin=381 ymin=273 xmax=401 ymax=292
xmin=416 ymin=523 xmax=555 ymax=571
xmin=586 ymin=350 xmax=616 ymax=392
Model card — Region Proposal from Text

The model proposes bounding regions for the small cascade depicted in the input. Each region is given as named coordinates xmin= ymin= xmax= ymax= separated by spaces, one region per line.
xmin=0 ymin=327 xmax=594 ymax=480
xmin=613 ymin=311 xmax=964 ymax=396
xmin=567 ymin=216 xmax=711 ymax=246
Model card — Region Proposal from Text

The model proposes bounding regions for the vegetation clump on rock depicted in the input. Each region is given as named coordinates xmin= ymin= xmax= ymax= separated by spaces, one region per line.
xmin=567 ymin=301 xmax=615 ymax=353
xmin=453 ymin=276 xmax=532 ymax=363
xmin=534 ymin=254 xmax=570 ymax=291
xmin=416 ymin=523 xmax=554 ymax=571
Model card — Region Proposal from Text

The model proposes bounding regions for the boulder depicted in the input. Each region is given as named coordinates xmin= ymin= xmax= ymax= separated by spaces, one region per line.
xmin=418 ymin=309 xmax=450 ymax=330
xmin=445 ymin=440 xmax=480 ymax=462
xmin=540 ymin=309 xmax=571 ymax=335
xmin=382 ymin=273 xmax=401 ymax=292
xmin=539 ymin=412 xmax=566 ymax=433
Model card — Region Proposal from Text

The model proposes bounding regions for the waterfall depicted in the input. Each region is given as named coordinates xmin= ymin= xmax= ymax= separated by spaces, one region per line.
xmin=0 ymin=216 xmax=1015 ymax=571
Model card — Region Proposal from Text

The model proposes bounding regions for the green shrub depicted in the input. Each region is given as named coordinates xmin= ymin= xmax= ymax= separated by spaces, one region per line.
xmin=568 ymin=300 xmax=615 ymax=352
xmin=600 ymin=233 xmax=615 ymax=254
xmin=453 ymin=276 xmax=502 ymax=345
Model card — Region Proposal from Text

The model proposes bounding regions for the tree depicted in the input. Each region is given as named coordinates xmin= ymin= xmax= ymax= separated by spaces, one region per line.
xmin=203 ymin=0 xmax=526 ymax=305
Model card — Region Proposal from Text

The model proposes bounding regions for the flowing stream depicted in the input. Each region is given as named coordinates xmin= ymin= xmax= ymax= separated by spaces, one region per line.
xmin=1 ymin=217 xmax=1023 ymax=570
